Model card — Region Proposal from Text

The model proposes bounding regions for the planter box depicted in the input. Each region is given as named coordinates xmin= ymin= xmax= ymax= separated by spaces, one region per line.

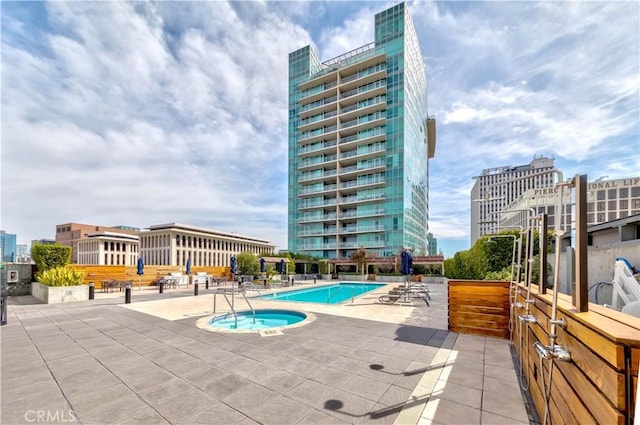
xmin=31 ymin=281 xmax=89 ymax=304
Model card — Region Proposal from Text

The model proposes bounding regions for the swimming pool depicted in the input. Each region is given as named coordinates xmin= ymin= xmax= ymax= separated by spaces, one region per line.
xmin=261 ymin=282 xmax=385 ymax=304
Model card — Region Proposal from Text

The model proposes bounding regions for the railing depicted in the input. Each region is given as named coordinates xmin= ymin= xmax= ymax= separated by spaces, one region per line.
xmin=339 ymin=79 xmax=386 ymax=99
xmin=299 ymin=96 xmax=337 ymax=113
xmin=340 ymin=63 xmax=386 ymax=84
xmin=299 ymin=140 xmax=337 ymax=154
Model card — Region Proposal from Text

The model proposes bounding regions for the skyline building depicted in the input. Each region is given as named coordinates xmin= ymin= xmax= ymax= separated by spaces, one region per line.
xmin=470 ymin=156 xmax=557 ymax=245
xmin=288 ymin=2 xmax=435 ymax=259
xmin=426 ymin=232 xmax=438 ymax=256
xmin=0 ymin=231 xmax=17 ymax=263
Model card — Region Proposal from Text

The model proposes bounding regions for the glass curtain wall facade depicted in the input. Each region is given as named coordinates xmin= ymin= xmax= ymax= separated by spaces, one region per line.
xmin=288 ymin=3 xmax=430 ymax=259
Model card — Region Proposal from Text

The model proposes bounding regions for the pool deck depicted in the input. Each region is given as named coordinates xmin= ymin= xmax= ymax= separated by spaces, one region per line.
xmin=1 ymin=280 xmax=533 ymax=425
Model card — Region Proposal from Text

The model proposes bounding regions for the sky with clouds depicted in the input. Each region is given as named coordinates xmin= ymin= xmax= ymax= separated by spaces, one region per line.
xmin=2 ymin=1 xmax=638 ymax=258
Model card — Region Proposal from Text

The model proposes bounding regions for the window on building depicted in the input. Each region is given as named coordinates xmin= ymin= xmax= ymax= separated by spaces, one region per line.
xmin=597 ymin=190 xmax=605 ymax=201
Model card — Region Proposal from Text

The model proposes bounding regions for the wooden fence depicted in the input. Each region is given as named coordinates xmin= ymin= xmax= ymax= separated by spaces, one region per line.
xmin=512 ymin=284 xmax=639 ymax=425
xmin=448 ymin=280 xmax=511 ymax=339
xmin=448 ymin=279 xmax=639 ymax=424
xmin=68 ymin=265 xmax=230 ymax=290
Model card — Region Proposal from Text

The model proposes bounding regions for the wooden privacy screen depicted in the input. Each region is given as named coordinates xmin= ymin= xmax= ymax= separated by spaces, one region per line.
xmin=448 ymin=280 xmax=510 ymax=339
xmin=68 ymin=265 xmax=230 ymax=290
xmin=512 ymin=283 xmax=638 ymax=425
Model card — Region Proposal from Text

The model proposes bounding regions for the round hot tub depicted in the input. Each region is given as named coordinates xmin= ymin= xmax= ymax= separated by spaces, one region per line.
xmin=196 ymin=309 xmax=313 ymax=333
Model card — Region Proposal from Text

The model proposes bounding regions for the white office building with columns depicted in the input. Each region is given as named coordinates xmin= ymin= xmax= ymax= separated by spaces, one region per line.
xmin=77 ymin=232 xmax=139 ymax=265
xmin=138 ymin=223 xmax=275 ymax=267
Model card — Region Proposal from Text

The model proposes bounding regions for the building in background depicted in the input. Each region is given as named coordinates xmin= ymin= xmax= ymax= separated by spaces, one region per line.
xmin=55 ymin=223 xmax=140 ymax=263
xmin=139 ymin=223 xmax=275 ymax=267
xmin=500 ymin=176 xmax=640 ymax=232
xmin=426 ymin=232 xmax=438 ymax=256
xmin=77 ymin=232 xmax=139 ymax=265
xmin=15 ymin=244 xmax=29 ymax=263
xmin=470 ymin=156 xmax=558 ymax=245
xmin=31 ymin=239 xmax=56 ymax=246
xmin=288 ymin=2 xmax=435 ymax=259
xmin=0 ymin=231 xmax=17 ymax=263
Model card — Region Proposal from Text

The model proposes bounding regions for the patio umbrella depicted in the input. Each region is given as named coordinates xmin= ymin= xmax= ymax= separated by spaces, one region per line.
xmin=186 ymin=258 xmax=191 ymax=276
xmin=260 ymin=258 xmax=265 ymax=273
xmin=280 ymin=259 xmax=285 ymax=275
xmin=230 ymin=255 xmax=238 ymax=275
xmin=136 ymin=256 xmax=144 ymax=291
xmin=401 ymin=251 xmax=410 ymax=275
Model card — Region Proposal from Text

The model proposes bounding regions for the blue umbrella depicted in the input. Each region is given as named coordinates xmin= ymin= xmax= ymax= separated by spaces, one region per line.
xmin=136 ymin=257 xmax=144 ymax=290
xmin=408 ymin=255 xmax=414 ymax=275
xmin=185 ymin=258 xmax=191 ymax=275
xmin=260 ymin=258 xmax=265 ymax=273
xmin=230 ymin=255 xmax=238 ymax=275
xmin=280 ymin=259 xmax=285 ymax=275
xmin=401 ymin=251 xmax=410 ymax=275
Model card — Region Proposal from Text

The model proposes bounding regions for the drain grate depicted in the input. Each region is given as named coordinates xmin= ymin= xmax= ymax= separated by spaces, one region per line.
xmin=260 ymin=329 xmax=284 ymax=337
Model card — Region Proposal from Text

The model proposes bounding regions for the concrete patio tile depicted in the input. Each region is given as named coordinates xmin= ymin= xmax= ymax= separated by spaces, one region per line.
xmin=484 ymin=363 xmax=520 ymax=383
xmin=138 ymin=377 xmax=196 ymax=403
xmin=377 ymin=385 xmax=413 ymax=408
xmin=200 ymin=372 xmax=253 ymax=399
xmin=322 ymin=389 xmax=378 ymax=424
xmin=364 ymin=402 xmax=402 ymax=424
xmin=221 ymin=382 xmax=279 ymax=416
xmin=336 ymin=374 xmax=392 ymax=403
xmin=251 ymin=394 xmax=312 ymax=425
xmin=445 ymin=356 xmax=485 ymax=376
xmin=175 ymin=399 xmax=247 ymax=425
xmin=432 ymin=379 xmax=482 ymax=409
xmin=483 ymin=374 xmax=521 ymax=395
xmin=71 ymin=384 xmax=146 ymax=425
xmin=1 ymin=387 xmax=72 ymax=424
xmin=285 ymin=379 xmax=335 ymax=408
xmin=481 ymin=410 xmax=530 ymax=425
xmin=297 ymin=409 xmax=350 ymax=424
xmin=481 ymin=390 xmax=529 ymax=423
xmin=420 ymin=398 xmax=481 ymax=425
xmin=437 ymin=364 xmax=484 ymax=390
xmin=253 ymin=368 xmax=305 ymax=393
xmin=123 ymin=368 xmax=177 ymax=393
xmin=58 ymin=373 xmax=123 ymax=400
xmin=149 ymin=388 xmax=214 ymax=423
xmin=308 ymin=366 xmax=357 ymax=387
xmin=117 ymin=405 xmax=170 ymax=425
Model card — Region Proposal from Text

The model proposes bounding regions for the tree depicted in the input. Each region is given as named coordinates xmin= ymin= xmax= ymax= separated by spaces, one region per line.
xmin=236 ymin=251 xmax=259 ymax=275
xmin=31 ymin=244 xmax=71 ymax=272
xmin=349 ymin=247 xmax=368 ymax=274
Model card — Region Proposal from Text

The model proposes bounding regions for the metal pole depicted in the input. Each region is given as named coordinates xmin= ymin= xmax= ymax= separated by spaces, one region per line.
xmin=194 ymin=283 xmax=199 ymax=296
xmin=159 ymin=280 xmax=164 ymax=294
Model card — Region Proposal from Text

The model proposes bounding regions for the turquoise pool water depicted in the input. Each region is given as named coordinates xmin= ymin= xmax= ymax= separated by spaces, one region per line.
xmin=208 ymin=309 xmax=306 ymax=330
xmin=261 ymin=282 xmax=385 ymax=304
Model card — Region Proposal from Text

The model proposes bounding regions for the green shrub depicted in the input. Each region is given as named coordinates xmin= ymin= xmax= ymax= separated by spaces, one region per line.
xmin=36 ymin=266 xmax=85 ymax=287
xmin=31 ymin=244 xmax=71 ymax=271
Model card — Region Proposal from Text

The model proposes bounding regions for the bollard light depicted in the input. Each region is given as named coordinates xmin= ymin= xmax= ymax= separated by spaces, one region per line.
xmin=194 ymin=283 xmax=199 ymax=296
xmin=159 ymin=280 xmax=164 ymax=294
xmin=125 ymin=284 xmax=132 ymax=304
xmin=89 ymin=282 xmax=95 ymax=300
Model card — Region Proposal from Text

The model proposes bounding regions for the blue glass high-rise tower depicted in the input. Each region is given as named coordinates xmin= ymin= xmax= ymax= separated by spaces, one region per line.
xmin=288 ymin=2 xmax=435 ymax=259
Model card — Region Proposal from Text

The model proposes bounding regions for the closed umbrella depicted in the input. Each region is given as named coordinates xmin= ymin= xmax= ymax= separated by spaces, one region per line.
xmin=260 ymin=258 xmax=265 ymax=273
xmin=230 ymin=255 xmax=238 ymax=275
xmin=136 ymin=257 xmax=144 ymax=291
xmin=401 ymin=251 xmax=410 ymax=275
xmin=280 ymin=259 xmax=285 ymax=275
xmin=186 ymin=258 xmax=191 ymax=276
